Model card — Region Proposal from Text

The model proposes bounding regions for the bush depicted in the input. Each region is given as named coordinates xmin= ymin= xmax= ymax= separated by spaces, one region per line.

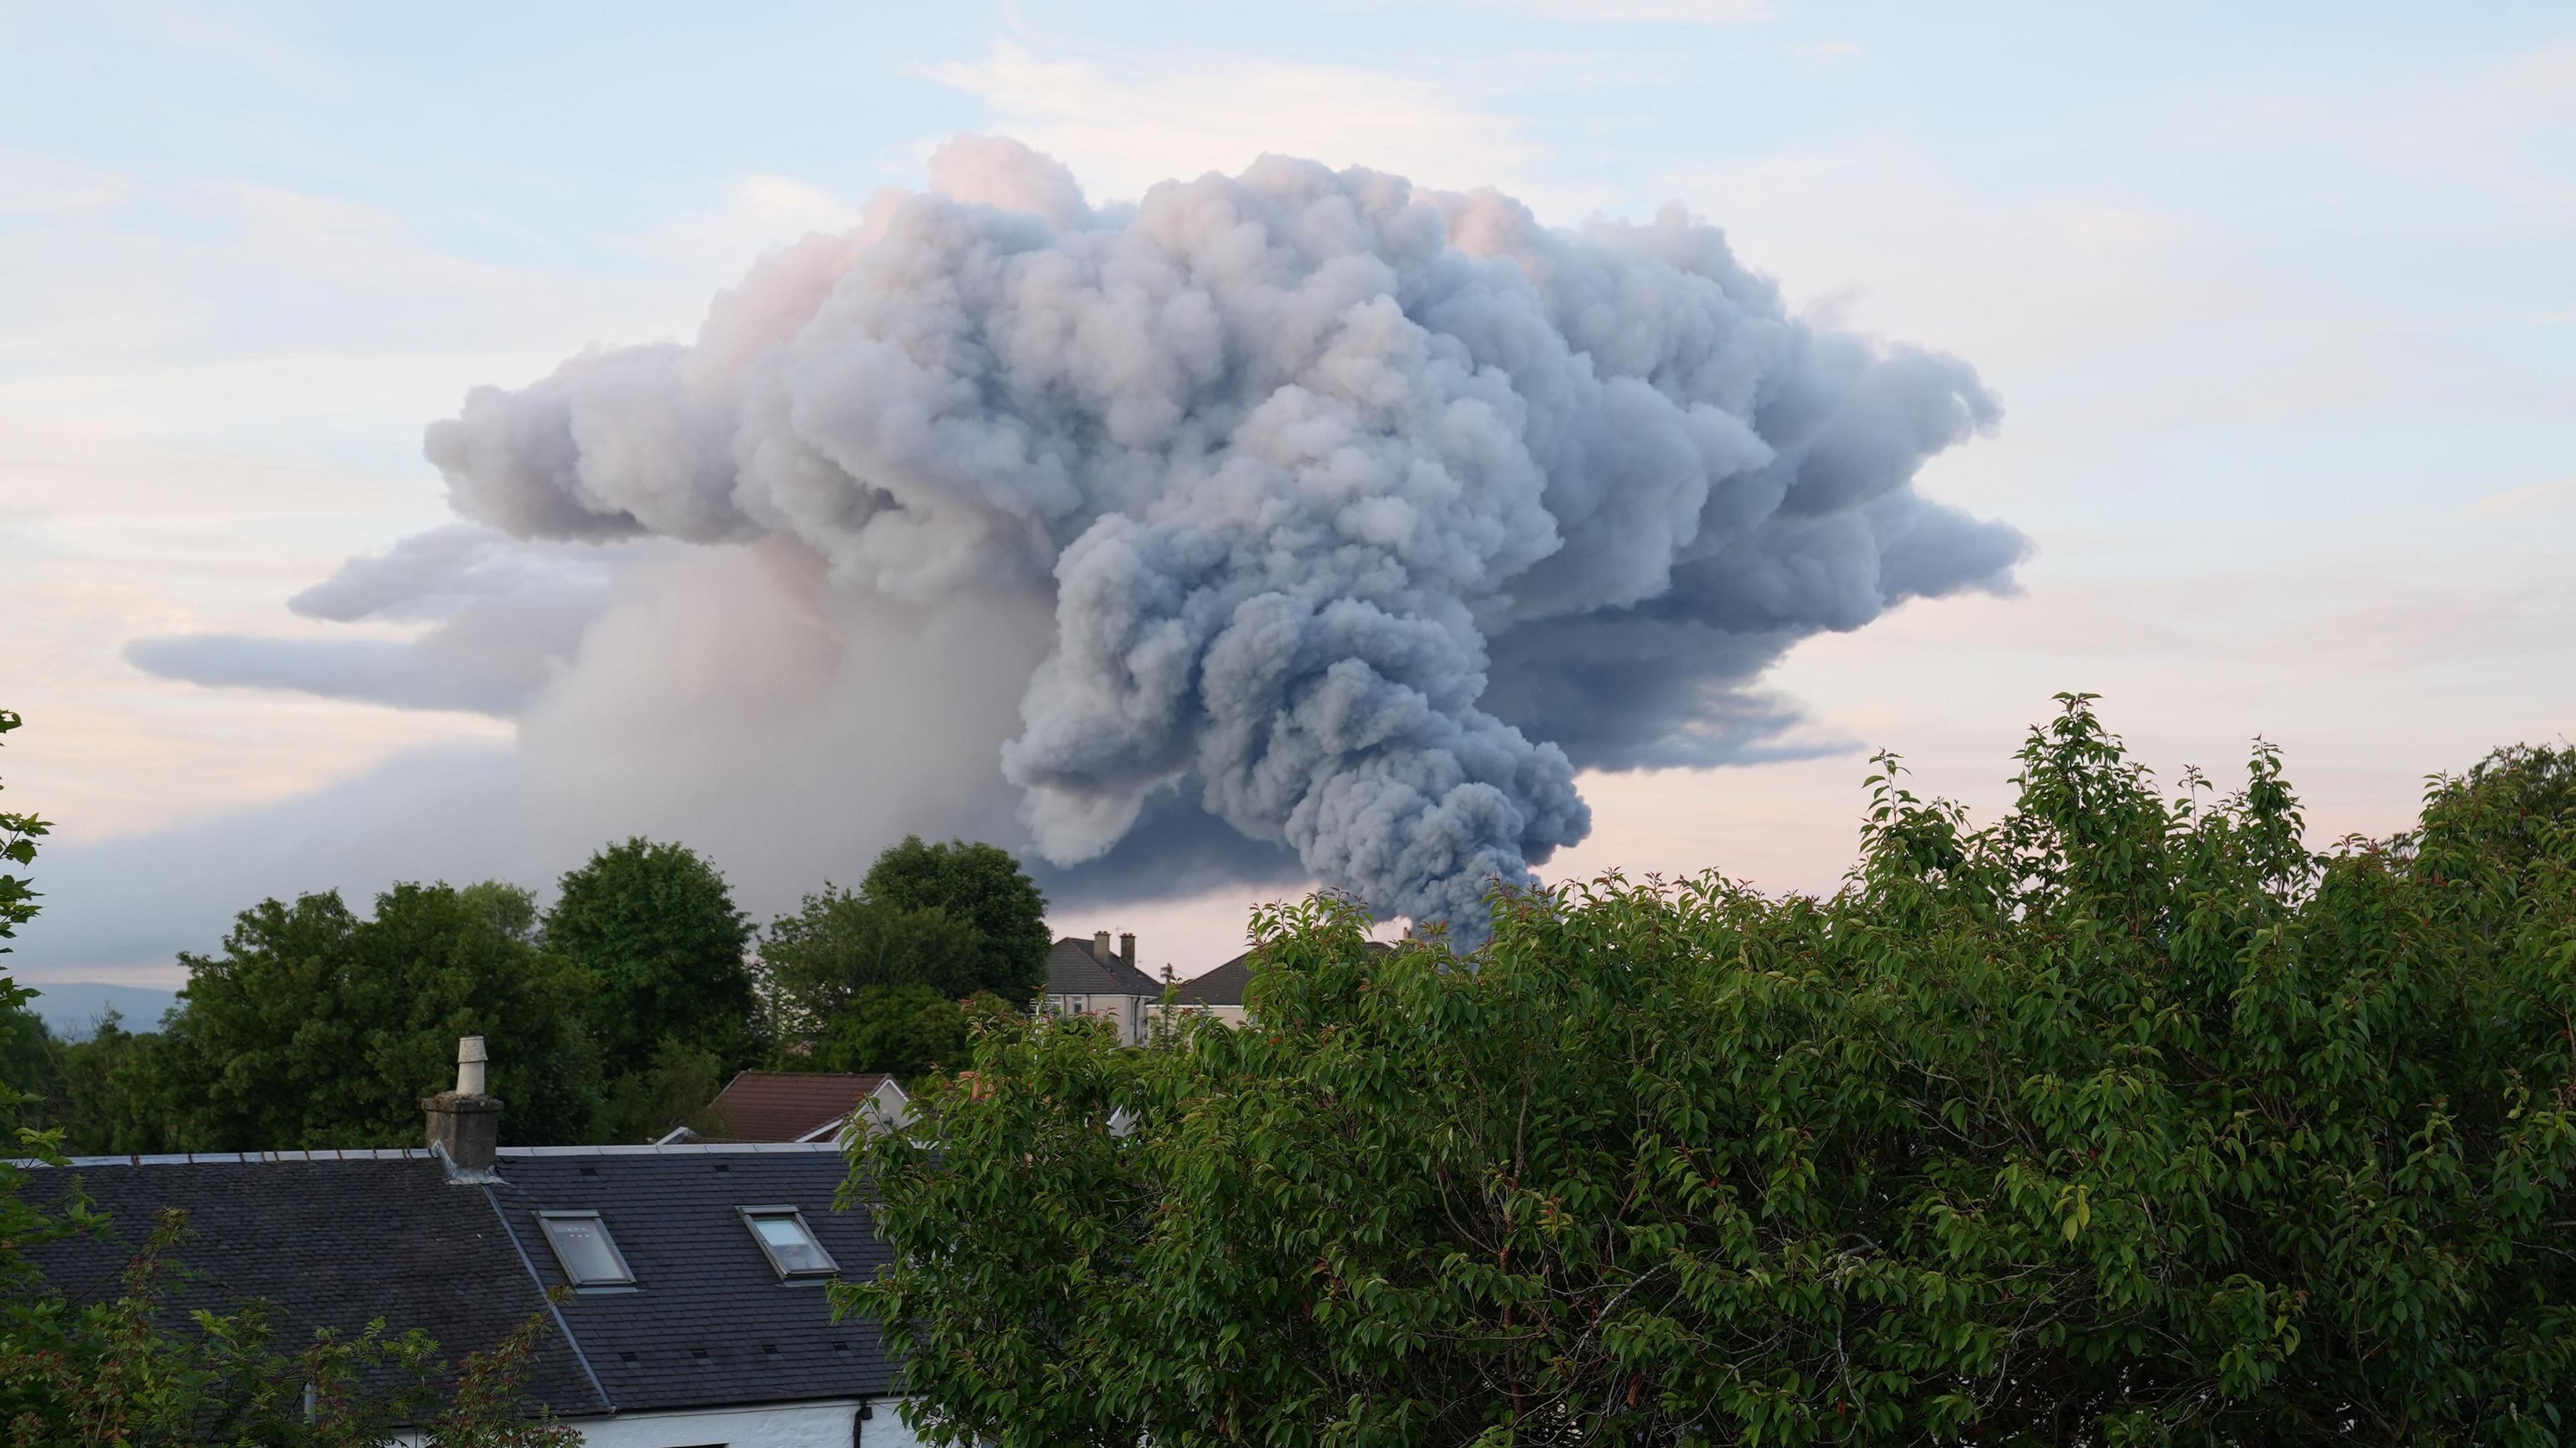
xmin=851 ymin=697 xmax=2576 ymax=1447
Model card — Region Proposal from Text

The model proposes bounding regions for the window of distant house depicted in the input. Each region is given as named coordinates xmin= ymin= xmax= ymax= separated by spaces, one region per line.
xmin=537 ymin=1211 xmax=635 ymax=1288
xmin=739 ymin=1207 xmax=839 ymax=1280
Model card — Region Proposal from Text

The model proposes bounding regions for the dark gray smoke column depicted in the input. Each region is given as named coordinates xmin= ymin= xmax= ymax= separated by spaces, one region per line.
xmin=424 ymin=137 xmax=2020 ymax=936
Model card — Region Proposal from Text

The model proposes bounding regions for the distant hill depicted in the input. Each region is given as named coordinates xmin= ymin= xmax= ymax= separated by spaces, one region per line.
xmin=21 ymin=981 xmax=180 ymax=1039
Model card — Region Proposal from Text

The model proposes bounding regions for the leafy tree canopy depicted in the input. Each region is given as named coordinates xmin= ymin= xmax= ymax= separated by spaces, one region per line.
xmin=542 ymin=838 xmax=755 ymax=1068
xmin=761 ymin=890 xmax=979 ymax=1046
xmin=851 ymin=698 xmax=2576 ymax=1447
xmin=131 ymin=882 xmax=602 ymax=1151
xmin=0 ymin=707 xmax=46 ymax=952
xmin=861 ymin=836 xmax=1051 ymax=1003
xmin=819 ymin=983 xmax=979 ymax=1078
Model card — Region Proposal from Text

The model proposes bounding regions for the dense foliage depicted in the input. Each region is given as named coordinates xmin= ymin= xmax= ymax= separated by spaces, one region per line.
xmin=7 ymin=829 xmax=1052 ymax=1151
xmin=2 ymin=708 xmax=578 ymax=1442
xmin=543 ymin=838 xmax=756 ymax=1071
xmin=861 ymin=836 xmax=1054 ymax=1003
xmin=818 ymin=984 xmax=980 ymax=1078
xmin=851 ymin=698 xmax=2576 ymax=1447
xmin=758 ymin=838 xmax=1053 ymax=1073
xmin=123 ymin=883 xmax=602 ymax=1150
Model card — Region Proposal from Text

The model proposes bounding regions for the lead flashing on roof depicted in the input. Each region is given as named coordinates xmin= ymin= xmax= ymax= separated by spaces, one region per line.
xmin=18 ymin=1148 xmax=441 ymax=1168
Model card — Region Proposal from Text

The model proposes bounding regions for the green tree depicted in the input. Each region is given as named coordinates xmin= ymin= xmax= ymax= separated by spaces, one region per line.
xmin=861 ymin=837 xmax=1051 ymax=1003
xmin=52 ymin=1011 xmax=157 ymax=1156
xmin=0 ymin=995 xmax=57 ymax=1139
xmin=850 ymin=697 xmax=2576 ymax=1447
xmin=819 ymin=984 xmax=969 ymax=1077
xmin=1 ymin=703 xmax=78 ymax=1319
xmin=592 ymin=1037 xmax=729 ymax=1145
xmin=128 ymin=881 xmax=602 ymax=1151
xmin=0 ymin=707 xmax=46 ymax=954
xmin=542 ymin=838 xmax=755 ymax=1072
xmin=758 ymin=888 xmax=979 ymax=1053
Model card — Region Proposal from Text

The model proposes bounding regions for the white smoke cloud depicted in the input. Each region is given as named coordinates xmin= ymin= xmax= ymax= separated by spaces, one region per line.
xmin=131 ymin=137 xmax=2021 ymax=937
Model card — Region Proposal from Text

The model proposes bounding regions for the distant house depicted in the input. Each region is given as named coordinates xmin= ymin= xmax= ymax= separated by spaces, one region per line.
xmin=1153 ymin=948 xmax=1254 ymax=1028
xmin=659 ymin=1070 xmax=912 ymax=1145
xmin=19 ymin=1040 xmax=930 ymax=1447
xmin=1148 ymin=941 xmax=1393 ymax=1032
xmin=1039 ymin=931 xmax=1163 ymax=1044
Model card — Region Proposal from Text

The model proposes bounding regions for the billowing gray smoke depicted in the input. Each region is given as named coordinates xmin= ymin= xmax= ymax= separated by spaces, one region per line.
xmin=410 ymin=137 xmax=2019 ymax=932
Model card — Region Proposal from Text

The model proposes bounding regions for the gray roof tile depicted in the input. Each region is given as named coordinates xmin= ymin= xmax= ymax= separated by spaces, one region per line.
xmin=17 ymin=1143 xmax=896 ymax=1421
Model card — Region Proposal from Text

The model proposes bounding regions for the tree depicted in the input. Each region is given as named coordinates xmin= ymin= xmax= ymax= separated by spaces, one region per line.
xmin=849 ymin=697 xmax=2576 ymax=1447
xmin=0 ymin=707 xmax=45 ymax=954
xmin=861 ymin=837 xmax=1052 ymax=1003
xmin=757 ymin=889 xmax=980 ymax=1050
xmin=819 ymin=985 xmax=971 ymax=1077
xmin=592 ymin=1037 xmax=729 ymax=1146
xmin=1 ymin=702 xmax=76 ymax=1319
xmin=51 ymin=1011 xmax=157 ymax=1156
xmin=0 ymin=994 xmax=54 ymax=1136
xmin=128 ymin=882 xmax=602 ymax=1151
xmin=543 ymin=838 xmax=755 ymax=1072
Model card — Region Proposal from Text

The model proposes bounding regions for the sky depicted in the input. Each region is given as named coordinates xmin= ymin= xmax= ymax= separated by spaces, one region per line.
xmin=3 ymin=0 xmax=2571 ymax=987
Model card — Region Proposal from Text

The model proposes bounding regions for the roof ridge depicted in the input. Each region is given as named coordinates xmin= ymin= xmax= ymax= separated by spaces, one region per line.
xmin=12 ymin=1141 xmax=849 ymax=1168
xmin=495 ymin=1141 xmax=845 ymax=1156
xmin=19 ymin=1148 xmax=439 ymax=1168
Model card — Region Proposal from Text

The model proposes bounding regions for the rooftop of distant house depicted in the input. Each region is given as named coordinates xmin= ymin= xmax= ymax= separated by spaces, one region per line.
xmin=19 ymin=1140 xmax=893 ymax=1421
xmin=695 ymin=1069 xmax=902 ymax=1143
xmin=1044 ymin=932 xmax=1161 ymax=997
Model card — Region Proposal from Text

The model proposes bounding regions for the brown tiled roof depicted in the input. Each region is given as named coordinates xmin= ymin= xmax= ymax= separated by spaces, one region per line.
xmin=704 ymin=1070 xmax=891 ymax=1141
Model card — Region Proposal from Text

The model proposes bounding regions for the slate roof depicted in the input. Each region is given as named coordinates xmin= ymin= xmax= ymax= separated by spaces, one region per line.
xmin=1170 ymin=940 xmax=1393 ymax=1009
xmin=15 ymin=1152 xmax=599 ymax=1416
xmin=16 ymin=1143 xmax=896 ymax=1421
xmin=1171 ymin=949 xmax=1255 ymax=1007
xmin=705 ymin=1070 xmax=893 ymax=1141
xmin=1043 ymin=936 xmax=1161 ymax=996
xmin=490 ymin=1144 xmax=892 ymax=1412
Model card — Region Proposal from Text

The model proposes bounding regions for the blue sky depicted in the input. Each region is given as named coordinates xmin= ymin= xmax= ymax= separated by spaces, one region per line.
xmin=4 ymin=1 xmax=2571 ymax=982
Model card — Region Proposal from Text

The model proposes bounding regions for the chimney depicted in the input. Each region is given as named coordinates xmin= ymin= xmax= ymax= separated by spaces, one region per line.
xmin=1093 ymin=929 xmax=1114 ymax=962
xmin=1119 ymin=931 xmax=1137 ymax=968
xmin=424 ymin=1035 xmax=501 ymax=1180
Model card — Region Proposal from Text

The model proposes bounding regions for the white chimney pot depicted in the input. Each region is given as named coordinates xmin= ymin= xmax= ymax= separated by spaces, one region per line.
xmin=457 ymin=1035 xmax=488 ymax=1096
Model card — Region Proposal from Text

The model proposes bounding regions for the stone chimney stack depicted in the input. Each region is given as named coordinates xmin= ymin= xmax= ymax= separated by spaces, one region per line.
xmin=1093 ymin=929 xmax=1114 ymax=962
xmin=1119 ymin=931 xmax=1137 ymax=968
xmin=424 ymin=1035 xmax=501 ymax=1179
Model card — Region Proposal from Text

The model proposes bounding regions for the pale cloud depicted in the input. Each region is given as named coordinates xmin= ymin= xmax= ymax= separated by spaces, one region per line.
xmin=0 ymin=152 xmax=131 ymax=219
xmin=2465 ymin=476 xmax=2575 ymax=516
xmin=116 ymin=1 xmax=345 ymax=94
xmin=924 ymin=40 xmax=1565 ymax=212
xmin=627 ymin=173 xmax=871 ymax=278
xmin=2156 ymin=40 xmax=2576 ymax=220
xmin=1660 ymin=141 xmax=2235 ymax=378
xmin=1417 ymin=0 xmax=1773 ymax=21
xmin=0 ymin=158 xmax=870 ymax=849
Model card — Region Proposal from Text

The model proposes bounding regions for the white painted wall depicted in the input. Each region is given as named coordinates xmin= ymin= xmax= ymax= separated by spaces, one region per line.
xmin=524 ymin=1396 xmax=926 ymax=1448
xmin=1044 ymin=991 xmax=1152 ymax=1045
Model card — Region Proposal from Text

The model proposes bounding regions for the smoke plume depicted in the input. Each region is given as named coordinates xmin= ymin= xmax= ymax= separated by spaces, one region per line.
xmin=140 ymin=138 xmax=2022 ymax=936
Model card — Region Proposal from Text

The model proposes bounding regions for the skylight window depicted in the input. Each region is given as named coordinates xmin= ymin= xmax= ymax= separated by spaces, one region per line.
xmin=537 ymin=1211 xmax=635 ymax=1288
xmin=739 ymin=1207 xmax=838 ymax=1280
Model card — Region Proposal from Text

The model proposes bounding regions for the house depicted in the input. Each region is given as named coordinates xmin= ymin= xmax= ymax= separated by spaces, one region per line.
xmin=1147 ymin=941 xmax=1393 ymax=1032
xmin=20 ymin=1038 xmax=928 ymax=1447
xmin=1150 ymin=948 xmax=1253 ymax=1028
xmin=657 ymin=1070 xmax=912 ymax=1145
xmin=1038 ymin=930 xmax=1163 ymax=1045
